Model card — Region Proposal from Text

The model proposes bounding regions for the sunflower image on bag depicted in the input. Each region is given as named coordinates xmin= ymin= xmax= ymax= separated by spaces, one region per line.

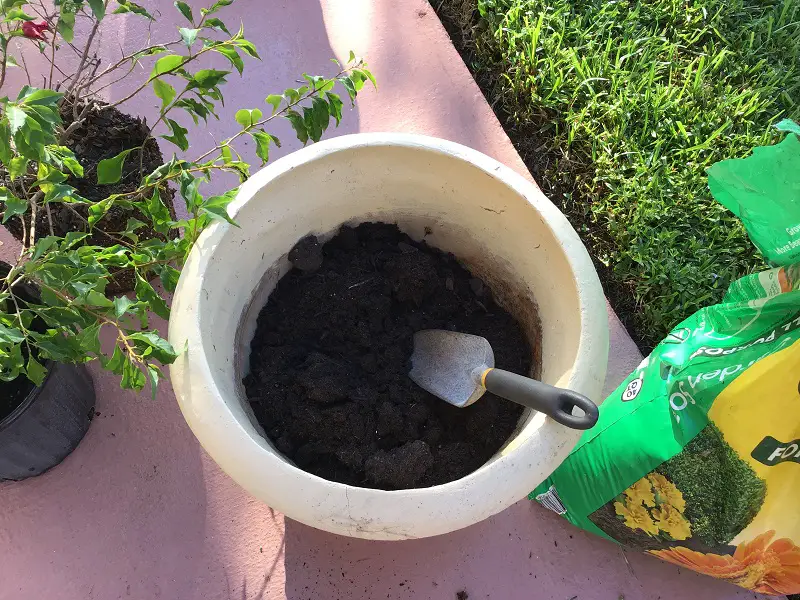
xmin=532 ymin=120 xmax=800 ymax=596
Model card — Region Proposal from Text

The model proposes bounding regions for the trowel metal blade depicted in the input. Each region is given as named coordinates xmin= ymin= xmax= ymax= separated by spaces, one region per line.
xmin=409 ymin=329 xmax=495 ymax=408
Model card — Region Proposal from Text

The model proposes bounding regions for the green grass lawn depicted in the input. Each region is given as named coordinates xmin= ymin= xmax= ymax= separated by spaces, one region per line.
xmin=435 ymin=0 xmax=799 ymax=350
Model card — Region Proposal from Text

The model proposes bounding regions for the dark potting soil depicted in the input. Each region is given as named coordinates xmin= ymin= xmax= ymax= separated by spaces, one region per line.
xmin=3 ymin=100 xmax=174 ymax=294
xmin=0 ymin=376 xmax=34 ymax=423
xmin=244 ymin=223 xmax=533 ymax=490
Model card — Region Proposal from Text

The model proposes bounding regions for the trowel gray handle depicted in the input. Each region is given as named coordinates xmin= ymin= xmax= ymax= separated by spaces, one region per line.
xmin=482 ymin=369 xmax=599 ymax=430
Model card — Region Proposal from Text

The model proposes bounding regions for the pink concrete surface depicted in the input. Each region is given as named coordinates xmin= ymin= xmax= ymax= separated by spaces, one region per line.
xmin=0 ymin=1 xmax=777 ymax=599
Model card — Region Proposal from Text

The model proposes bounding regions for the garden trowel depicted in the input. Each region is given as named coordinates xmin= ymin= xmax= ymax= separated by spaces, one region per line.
xmin=409 ymin=329 xmax=599 ymax=430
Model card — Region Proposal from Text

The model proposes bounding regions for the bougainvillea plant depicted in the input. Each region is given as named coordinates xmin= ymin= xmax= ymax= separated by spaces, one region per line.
xmin=0 ymin=0 xmax=374 ymax=395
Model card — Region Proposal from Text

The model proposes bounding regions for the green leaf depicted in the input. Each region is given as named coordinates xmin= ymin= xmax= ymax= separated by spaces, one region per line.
xmin=144 ymin=157 xmax=189 ymax=185
xmin=204 ymin=17 xmax=230 ymax=34
xmin=20 ymin=89 xmax=62 ymax=107
xmin=28 ymin=330 xmax=79 ymax=363
xmin=220 ymin=144 xmax=233 ymax=162
xmin=338 ymin=76 xmax=357 ymax=104
xmin=0 ymin=186 xmax=27 ymax=223
xmin=129 ymin=332 xmax=179 ymax=364
xmin=135 ymin=274 xmax=170 ymax=320
xmin=214 ymin=45 xmax=243 ymax=74
xmin=312 ymin=96 xmax=331 ymax=133
xmin=147 ymin=364 xmax=161 ymax=399
xmin=174 ymin=1 xmax=193 ymax=23
xmin=284 ymin=87 xmax=300 ymax=104
xmin=251 ymin=131 xmax=274 ymax=165
xmin=0 ymin=323 xmax=25 ymax=343
xmin=149 ymin=55 xmax=184 ymax=80
xmin=179 ymin=171 xmax=202 ymax=210
xmin=8 ymin=156 xmax=27 ymax=179
xmin=301 ymin=107 xmax=319 ymax=143
xmin=34 ymin=283 xmax=59 ymax=307
xmin=349 ymin=69 xmax=367 ymax=92
xmin=285 ymin=110 xmax=308 ymax=145
xmin=121 ymin=217 xmax=145 ymax=244
xmin=13 ymin=127 xmax=47 ymax=162
xmin=87 ymin=0 xmax=105 ymax=20
xmin=102 ymin=345 xmax=127 ymax=375
xmin=158 ymin=265 xmax=180 ymax=292
xmin=0 ymin=342 xmax=24 ymax=382
xmin=31 ymin=235 xmax=59 ymax=261
xmin=303 ymin=73 xmax=325 ymax=91
xmin=63 ymin=231 xmax=89 ymax=248
xmin=179 ymin=27 xmax=199 ymax=47
xmin=44 ymin=145 xmax=83 ymax=176
xmin=75 ymin=324 xmax=102 ymax=356
xmin=121 ymin=358 xmax=146 ymax=391
xmin=35 ymin=162 xmax=68 ymax=186
xmin=0 ymin=121 xmax=11 ymax=164
xmin=87 ymin=197 xmax=112 ymax=226
xmin=82 ymin=290 xmax=114 ymax=308
xmin=188 ymin=68 xmax=229 ymax=90
xmin=200 ymin=191 xmax=239 ymax=226
xmin=325 ymin=92 xmax=343 ymax=126
xmin=356 ymin=67 xmax=377 ymax=90
xmin=6 ymin=105 xmax=26 ymax=134
xmin=113 ymin=0 xmax=154 ymax=20
xmin=97 ymin=147 xmax=137 ymax=184
xmin=265 ymin=94 xmax=283 ymax=114
xmin=234 ymin=108 xmax=262 ymax=128
xmin=202 ymin=0 xmax=233 ymax=15
xmin=146 ymin=188 xmax=172 ymax=234
xmin=43 ymin=183 xmax=79 ymax=204
xmin=96 ymin=244 xmax=130 ymax=268
xmin=175 ymin=98 xmax=213 ymax=124
xmin=126 ymin=217 xmax=146 ymax=233
xmin=233 ymin=38 xmax=259 ymax=59
xmin=162 ymin=119 xmax=189 ymax=151
xmin=113 ymin=296 xmax=135 ymax=318
xmin=152 ymin=78 xmax=176 ymax=111
xmin=57 ymin=11 xmax=75 ymax=43
xmin=348 ymin=50 xmax=356 ymax=63
xmin=25 ymin=355 xmax=47 ymax=386
xmin=4 ymin=8 xmax=36 ymax=21
xmin=223 ymin=161 xmax=249 ymax=182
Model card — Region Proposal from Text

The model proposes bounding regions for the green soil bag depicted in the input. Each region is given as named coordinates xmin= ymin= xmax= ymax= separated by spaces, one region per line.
xmin=532 ymin=126 xmax=800 ymax=596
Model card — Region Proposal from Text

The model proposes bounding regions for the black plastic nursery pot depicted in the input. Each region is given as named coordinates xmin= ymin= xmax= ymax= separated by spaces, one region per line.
xmin=0 ymin=259 xmax=96 ymax=481
xmin=0 ymin=362 xmax=95 ymax=481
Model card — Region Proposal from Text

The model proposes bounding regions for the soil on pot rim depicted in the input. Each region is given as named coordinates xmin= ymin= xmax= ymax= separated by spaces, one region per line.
xmin=2 ymin=100 xmax=174 ymax=294
xmin=244 ymin=223 xmax=533 ymax=490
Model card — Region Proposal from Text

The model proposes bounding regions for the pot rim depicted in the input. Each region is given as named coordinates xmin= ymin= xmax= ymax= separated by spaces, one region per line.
xmin=169 ymin=133 xmax=609 ymax=535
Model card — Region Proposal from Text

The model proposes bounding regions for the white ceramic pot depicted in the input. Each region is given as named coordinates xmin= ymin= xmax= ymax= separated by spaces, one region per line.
xmin=169 ymin=133 xmax=608 ymax=540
